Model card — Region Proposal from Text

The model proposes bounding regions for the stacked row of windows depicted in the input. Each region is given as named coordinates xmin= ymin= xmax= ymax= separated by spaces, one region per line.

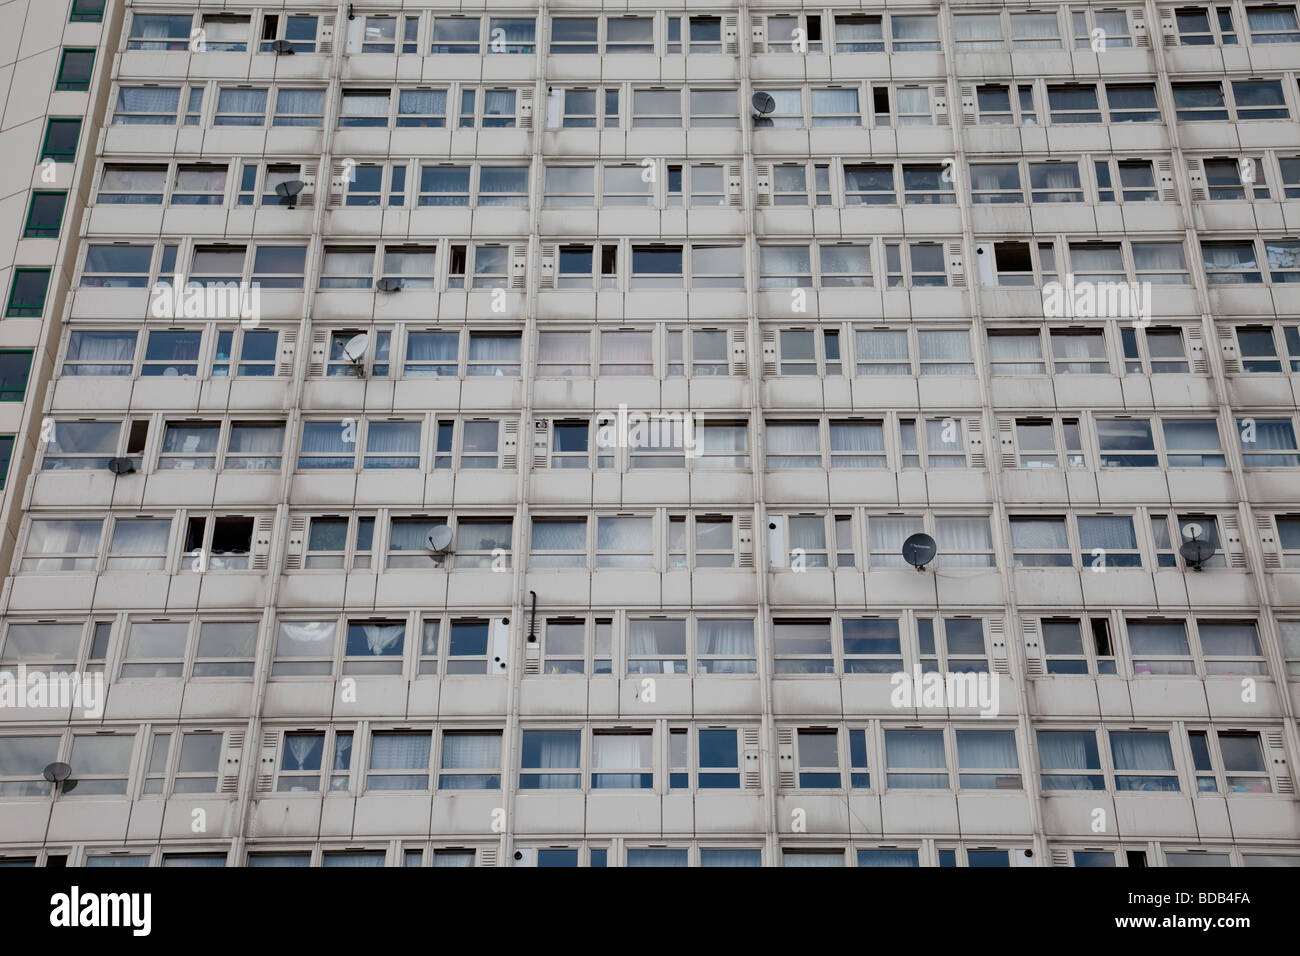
xmin=10 ymin=843 xmax=1294 ymax=867
xmin=64 ymin=236 xmax=1300 ymax=291
xmin=5 ymin=612 xmax=1295 ymax=681
xmin=120 ymin=5 xmax=1300 ymax=57
xmin=0 ymin=721 xmax=1285 ymax=797
xmin=37 ymin=411 xmax=1300 ymax=479
xmin=104 ymin=77 xmax=1300 ymax=129
xmin=53 ymin=322 xmax=1300 ymax=382
xmin=90 ymin=153 xmax=1300 ymax=209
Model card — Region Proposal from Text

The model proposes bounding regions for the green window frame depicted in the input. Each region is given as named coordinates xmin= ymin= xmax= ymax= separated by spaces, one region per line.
xmin=70 ymin=0 xmax=106 ymax=23
xmin=0 ymin=436 xmax=13 ymax=491
xmin=41 ymin=118 xmax=81 ymax=161
xmin=0 ymin=351 xmax=33 ymax=402
xmin=5 ymin=269 xmax=51 ymax=317
xmin=23 ymin=192 xmax=67 ymax=238
xmin=55 ymin=49 xmax=96 ymax=91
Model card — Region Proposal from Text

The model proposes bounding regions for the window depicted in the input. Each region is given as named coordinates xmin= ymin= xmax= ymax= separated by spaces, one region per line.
xmin=843 ymin=618 xmax=902 ymax=673
xmin=70 ymin=0 xmax=105 ymax=22
xmin=367 ymin=731 xmax=431 ymax=791
xmin=0 ymin=352 xmax=30 ymax=402
xmin=212 ymin=329 xmax=277 ymax=377
xmin=128 ymin=14 xmax=192 ymax=51
xmin=107 ymin=518 xmax=171 ymax=571
xmin=1100 ymin=83 xmax=1158 ymax=123
xmin=629 ymin=619 xmax=686 ymax=674
xmin=1248 ymin=4 xmax=1300 ymax=41
xmin=1047 ymin=85 xmax=1101 ymax=124
xmin=796 ymin=730 xmax=840 ymax=788
xmin=1238 ymin=416 xmax=1299 ymax=466
xmin=1173 ymin=82 xmax=1228 ymax=121
xmin=1128 ymin=619 xmax=1194 ymax=675
xmin=439 ymin=732 xmax=501 ymax=789
xmin=260 ymin=14 xmax=319 ymax=53
xmin=1203 ymin=240 xmax=1262 ymax=283
xmin=970 ymin=163 xmax=1023 ymax=203
xmin=1189 ymin=730 xmax=1272 ymax=793
xmin=0 ymin=436 xmax=11 ymax=491
xmin=1110 ymin=731 xmax=1179 ymax=791
xmin=55 ymin=49 xmax=94 ymax=91
xmin=592 ymin=731 xmax=653 ymax=789
xmin=214 ymin=87 xmax=268 ymax=126
xmin=1198 ymin=621 xmax=1267 ymax=676
xmin=42 ymin=118 xmax=81 ymax=160
xmin=886 ymin=730 xmax=947 ymax=789
xmin=1122 ymin=326 xmax=1190 ymax=374
xmin=1097 ymin=418 xmax=1158 ymax=467
xmin=1037 ymin=730 xmax=1103 ymax=790
xmin=7 ymin=269 xmax=50 ymax=317
xmin=22 ymin=519 xmax=101 ymax=571
xmin=1051 ymin=330 xmax=1109 ymax=374
xmin=1040 ymin=617 xmax=1117 ymax=675
xmin=520 ymin=731 xmax=581 ymax=789
xmin=1279 ymin=517 xmax=1300 ymax=568
xmin=1161 ymin=419 xmax=1224 ymax=467
xmin=773 ymin=619 xmax=832 ymax=674
xmin=273 ymin=88 xmax=325 ymax=127
xmin=957 ymin=731 xmax=1021 ymax=789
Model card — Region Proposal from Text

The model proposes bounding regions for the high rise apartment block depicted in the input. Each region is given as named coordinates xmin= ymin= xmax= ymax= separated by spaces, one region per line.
xmin=0 ymin=0 xmax=1297 ymax=868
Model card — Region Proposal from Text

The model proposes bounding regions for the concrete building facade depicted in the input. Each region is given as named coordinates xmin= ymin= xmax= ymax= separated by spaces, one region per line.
xmin=0 ymin=0 xmax=1297 ymax=867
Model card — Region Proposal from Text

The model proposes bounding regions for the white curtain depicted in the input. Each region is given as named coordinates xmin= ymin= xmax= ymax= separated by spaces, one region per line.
xmin=398 ymin=89 xmax=445 ymax=119
xmin=955 ymin=14 xmax=1002 ymax=47
xmin=830 ymin=421 xmax=884 ymax=452
xmin=389 ymin=520 xmax=436 ymax=552
xmin=109 ymin=519 xmax=170 ymax=565
xmin=433 ymin=851 xmax=476 ymax=867
xmin=1110 ymin=732 xmax=1175 ymax=770
xmin=299 ymin=422 xmax=350 ymax=454
xmin=530 ymin=520 xmax=585 ymax=552
xmin=118 ymin=87 xmax=180 ymax=114
xmin=276 ymin=621 xmax=336 ymax=657
xmin=216 ymin=88 xmax=267 ymax=115
xmin=629 ymin=620 xmax=685 ymax=656
xmin=784 ymin=851 xmax=844 ymax=867
xmin=918 ymin=330 xmax=970 ymax=368
xmin=957 ymin=730 xmax=1019 ymax=769
xmin=886 ymin=730 xmax=945 ymax=768
xmin=468 ymin=333 xmax=519 ymax=365
xmin=28 ymin=519 xmax=102 ymax=555
xmin=1078 ymin=516 xmax=1137 ymax=551
xmin=356 ymin=625 xmax=403 ymax=656
xmin=483 ymin=89 xmax=515 ymax=119
xmin=811 ymin=88 xmax=859 ymax=123
xmin=1198 ymin=623 xmax=1261 ymax=657
xmin=527 ymin=731 xmax=580 ymax=769
xmin=287 ymin=735 xmax=321 ymax=770
xmin=369 ymin=732 xmax=430 ymax=770
xmin=597 ymin=517 xmax=650 ymax=550
xmin=697 ymin=620 xmax=754 ymax=657
xmin=228 ymin=424 xmax=283 ymax=455
xmin=600 ymin=331 xmax=652 ymax=371
xmin=766 ymin=422 xmax=818 ymax=453
xmin=1011 ymin=13 xmax=1061 ymax=47
xmin=67 ymin=331 xmax=136 ymax=368
xmin=593 ymin=733 xmax=652 ymax=769
xmin=441 ymin=732 xmax=500 ymax=769
xmin=1128 ymin=621 xmax=1189 ymax=655
xmin=1037 ymin=731 xmax=1098 ymax=771
xmin=366 ymin=422 xmax=420 ymax=454
xmin=628 ymin=850 xmax=689 ymax=867
xmin=936 ymin=516 xmax=993 ymax=565
xmin=702 ymin=849 xmax=761 ymax=867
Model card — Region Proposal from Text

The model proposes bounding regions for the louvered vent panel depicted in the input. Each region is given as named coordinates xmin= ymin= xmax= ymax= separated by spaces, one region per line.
xmin=277 ymin=329 xmax=297 ymax=376
xmin=743 ymin=728 xmax=761 ymax=788
xmin=998 ymin=418 xmax=1017 ymax=468
xmin=1051 ymin=848 xmax=1069 ymax=866
xmin=1257 ymin=514 xmax=1281 ymax=569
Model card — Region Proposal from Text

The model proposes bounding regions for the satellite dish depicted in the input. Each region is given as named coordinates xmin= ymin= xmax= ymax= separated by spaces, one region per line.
xmin=107 ymin=457 xmax=135 ymax=475
xmin=1180 ymin=522 xmax=1204 ymax=541
xmin=1179 ymin=539 xmax=1215 ymax=571
xmin=43 ymin=762 xmax=72 ymax=784
xmin=751 ymin=91 xmax=776 ymax=115
xmin=270 ymin=39 xmax=295 ymax=55
xmin=427 ymin=524 xmax=453 ymax=553
xmin=274 ymin=179 xmax=306 ymax=209
xmin=340 ymin=334 xmax=368 ymax=377
xmin=901 ymin=532 xmax=938 ymax=571
xmin=376 ymin=277 xmax=403 ymax=293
